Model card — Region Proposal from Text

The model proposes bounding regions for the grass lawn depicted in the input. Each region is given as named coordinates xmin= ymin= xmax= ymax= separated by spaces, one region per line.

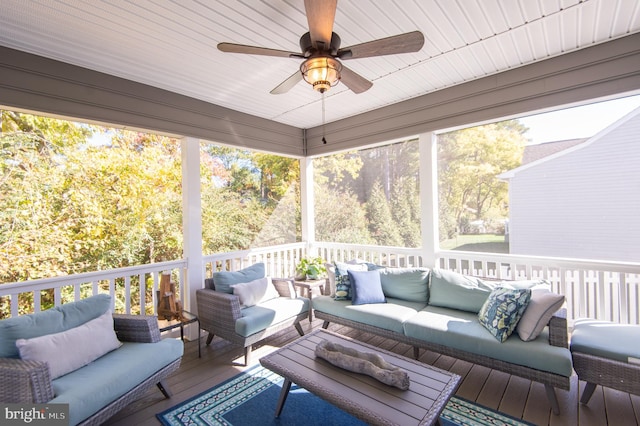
xmin=440 ymin=234 xmax=509 ymax=253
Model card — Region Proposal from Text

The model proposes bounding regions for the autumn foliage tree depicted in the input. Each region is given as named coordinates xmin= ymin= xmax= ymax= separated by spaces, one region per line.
xmin=438 ymin=120 xmax=526 ymax=239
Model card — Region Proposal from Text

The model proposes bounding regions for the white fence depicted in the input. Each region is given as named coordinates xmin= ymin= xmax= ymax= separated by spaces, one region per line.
xmin=2 ymin=243 xmax=640 ymax=325
xmin=202 ymin=242 xmax=309 ymax=279
xmin=437 ymin=250 xmax=640 ymax=325
xmin=0 ymin=260 xmax=187 ymax=318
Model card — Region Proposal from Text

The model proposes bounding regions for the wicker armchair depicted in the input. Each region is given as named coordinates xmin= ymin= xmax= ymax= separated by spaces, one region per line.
xmin=0 ymin=314 xmax=182 ymax=426
xmin=197 ymin=277 xmax=309 ymax=365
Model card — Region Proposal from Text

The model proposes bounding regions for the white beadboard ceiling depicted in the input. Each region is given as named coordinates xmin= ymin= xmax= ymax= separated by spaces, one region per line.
xmin=1 ymin=0 xmax=639 ymax=129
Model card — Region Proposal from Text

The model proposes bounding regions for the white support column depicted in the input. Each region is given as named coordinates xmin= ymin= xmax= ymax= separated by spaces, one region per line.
xmin=419 ymin=132 xmax=439 ymax=268
xmin=181 ymin=137 xmax=203 ymax=339
xmin=300 ymin=157 xmax=315 ymax=253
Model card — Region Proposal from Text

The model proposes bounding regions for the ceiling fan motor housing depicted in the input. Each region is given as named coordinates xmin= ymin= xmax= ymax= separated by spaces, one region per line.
xmin=299 ymin=31 xmax=341 ymax=57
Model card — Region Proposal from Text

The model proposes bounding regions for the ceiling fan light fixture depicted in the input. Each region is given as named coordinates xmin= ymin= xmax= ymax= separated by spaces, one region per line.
xmin=300 ymin=56 xmax=342 ymax=93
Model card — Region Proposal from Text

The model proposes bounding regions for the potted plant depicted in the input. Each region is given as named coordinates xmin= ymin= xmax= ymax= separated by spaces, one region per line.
xmin=295 ymin=256 xmax=327 ymax=280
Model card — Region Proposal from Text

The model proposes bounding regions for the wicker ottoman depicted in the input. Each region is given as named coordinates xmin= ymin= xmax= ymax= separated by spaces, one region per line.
xmin=571 ymin=319 xmax=640 ymax=404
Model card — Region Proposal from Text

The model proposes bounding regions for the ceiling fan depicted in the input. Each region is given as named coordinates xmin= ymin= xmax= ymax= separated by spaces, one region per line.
xmin=217 ymin=0 xmax=425 ymax=95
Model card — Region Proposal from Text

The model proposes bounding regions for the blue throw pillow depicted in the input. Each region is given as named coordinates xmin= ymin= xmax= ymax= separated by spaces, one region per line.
xmin=212 ymin=263 xmax=266 ymax=294
xmin=478 ymin=287 xmax=532 ymax=342
xmin=348 ymin=270 xmax=386 ymax=305
xmin=333 ymin=261 xmax=367 ymax=300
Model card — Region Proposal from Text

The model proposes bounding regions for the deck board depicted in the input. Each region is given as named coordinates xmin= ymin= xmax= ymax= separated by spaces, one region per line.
xmin=104 ymin=318 xmax=635 ymax=426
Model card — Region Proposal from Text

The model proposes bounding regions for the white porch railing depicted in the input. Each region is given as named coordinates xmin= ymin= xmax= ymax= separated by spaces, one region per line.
xmin=202 ymin=242 xmax=309 ymax=279
xmin=2 ymin=243 xmax=640 ymax=326
xmin=0 ymin=260 xmax=187 ymax=318
xmin=437 ymin=250 xmax=640 ymax=325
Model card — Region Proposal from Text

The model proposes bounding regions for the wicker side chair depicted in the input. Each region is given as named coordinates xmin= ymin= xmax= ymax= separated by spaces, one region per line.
xmin=197 ymin=277 xmax=309 ymax=365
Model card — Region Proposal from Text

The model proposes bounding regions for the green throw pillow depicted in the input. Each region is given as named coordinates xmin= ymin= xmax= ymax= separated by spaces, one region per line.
xmin=478 ymin=287 xmax=532 ymax=342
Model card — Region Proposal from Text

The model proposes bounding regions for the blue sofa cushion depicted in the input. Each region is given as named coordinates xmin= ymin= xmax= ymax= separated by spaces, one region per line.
xmin=50 ymin=338 xmax=183 ymax=426
xmin=312 ymin=295 xmax=426 ymax=334
xmin=234 ymin=297 xmax=309 ymax=337
xmin=349 ymin=270 xmax=386 ymax=305
xmin=0 ymin=294 xmax=111 ymax=358
xmin=428 ymin=268 xmax=496 ymax=313
xmin=403 ymin=305 xmax=573 ymax=377
xmin=378 ymin=267 xmax=430 ymax=303
xmin=212 ymin=263 xmax=266 ymax=294
xmin=571 ymin=319 xmax=640 ymax=363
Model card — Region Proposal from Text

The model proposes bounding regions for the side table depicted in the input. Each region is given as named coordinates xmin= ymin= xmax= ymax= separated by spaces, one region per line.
xmin=293 ymin=278 xmax=328 ymax=322
xmin=158 ymin=310 xmax=201 ymax=357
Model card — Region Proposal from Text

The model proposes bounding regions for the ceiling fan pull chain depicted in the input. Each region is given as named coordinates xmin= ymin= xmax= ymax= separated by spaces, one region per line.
xmin=322 ymin=92 xmax=327 ymax=144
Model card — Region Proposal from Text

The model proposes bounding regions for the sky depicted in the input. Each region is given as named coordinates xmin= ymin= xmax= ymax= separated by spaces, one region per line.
xmin=518 ymin=94 xmax=640 ymax=145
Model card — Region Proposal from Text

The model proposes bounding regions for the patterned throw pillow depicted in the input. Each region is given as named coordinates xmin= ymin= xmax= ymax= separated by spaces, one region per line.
xmin=478 ymin=287 xmax=532 ymax=342
xmin=334 ymin=261 xmax=367 ymax=300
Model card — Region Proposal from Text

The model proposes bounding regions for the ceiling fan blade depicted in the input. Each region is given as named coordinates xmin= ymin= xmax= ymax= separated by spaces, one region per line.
xmin=270 ymin=71 xmax=303 ymax=94
xmin=304 ymin=0 xmax=337 ymax=50
xmin=340 ymin=66 xmax=373 ymax=94
xmin=338 ymin=31 xmax=424 ymax=60
xmin=218 ymin=42 xmax=302 ymax=58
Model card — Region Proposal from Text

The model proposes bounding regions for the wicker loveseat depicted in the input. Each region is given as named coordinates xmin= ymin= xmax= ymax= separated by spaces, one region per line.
xmin=0 ymin=294 xmax=183 ymax=426
xmin=197 ymin=262 xmax=310 ymax=365
xmin=313 ymin=264 xmax=571 ymax=414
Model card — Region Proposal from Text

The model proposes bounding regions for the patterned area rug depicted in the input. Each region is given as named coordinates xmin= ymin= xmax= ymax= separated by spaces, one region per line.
xmin=157 ymin=365 xmax=534 ymax=426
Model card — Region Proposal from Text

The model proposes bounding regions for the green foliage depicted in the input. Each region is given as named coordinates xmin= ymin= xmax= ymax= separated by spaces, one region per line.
xmin=438 ymin=120 xmax=526 ymax=240
xmin=295 ymin=256 xmax=326 ymax=280
xmin=313 ymin=140 xmax=421 ymax=248
xmin=314 ymin=185 xmax=373 ymax=244
xmin=365 ymin=181 xmax=403 ymax=247
xmin=1 ymin=111 xmax=302 ymax=287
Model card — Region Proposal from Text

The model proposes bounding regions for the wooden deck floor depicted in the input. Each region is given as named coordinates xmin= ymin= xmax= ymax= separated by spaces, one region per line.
xmin=105 ymin=318 xmax=640 ymax=426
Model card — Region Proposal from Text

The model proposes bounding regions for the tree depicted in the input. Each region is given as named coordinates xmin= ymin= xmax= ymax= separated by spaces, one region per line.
xmin=314 ymin=184 xmax=372 ymax=244
xmin=390 ymin=178 xmax=421 ymax=248
xmin=438 ymin=120 xmax=526 ymax=239
xmin=365 ymin=181 xmax=403 ymax=247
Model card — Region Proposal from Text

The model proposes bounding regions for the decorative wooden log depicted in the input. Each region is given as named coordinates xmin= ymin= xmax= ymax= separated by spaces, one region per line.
xmin=315 ymin=339 xmax=410 ymax=390
xmin=157 ymin=272 xmax=184 ymax=320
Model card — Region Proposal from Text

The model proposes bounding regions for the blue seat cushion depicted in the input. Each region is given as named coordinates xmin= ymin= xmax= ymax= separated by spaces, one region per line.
xmin=235 ymin=297 xmax=309 ymax=337
xmin=403 ymin=305 xmax=573 ymax=377
xmin=312 ymin=295 xmax=426 ymax=334
xmin=50 ymin=338 xmax=183 ymax=426
xmin=571 ymin=319 xmax=640 ymax=363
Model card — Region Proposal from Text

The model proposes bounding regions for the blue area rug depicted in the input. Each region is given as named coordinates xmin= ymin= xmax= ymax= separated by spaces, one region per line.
xmin=157 ymin=365 xmax=534 ymax=426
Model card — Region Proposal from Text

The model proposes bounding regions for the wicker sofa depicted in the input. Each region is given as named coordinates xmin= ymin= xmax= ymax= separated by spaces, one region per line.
xmin=0 ymin=294 xmax=183 ymax=426
xmin=313 ymin=264 xmax=571 ymax=414
xmin=196 ymin=262 xmax=310 ymax=365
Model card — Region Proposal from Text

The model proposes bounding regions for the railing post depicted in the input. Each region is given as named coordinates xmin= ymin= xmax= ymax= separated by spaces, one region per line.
xmin=181 ymin=137 xmax=203 ymax=340
xmin=419 ymin=132 xmax=439 ymax=268
xmin=301 ymin=156 xmax=315 ymax=247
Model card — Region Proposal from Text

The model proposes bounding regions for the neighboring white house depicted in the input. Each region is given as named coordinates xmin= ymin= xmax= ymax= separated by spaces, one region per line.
xmin=499 ymin=107 xmax=640 ymax=263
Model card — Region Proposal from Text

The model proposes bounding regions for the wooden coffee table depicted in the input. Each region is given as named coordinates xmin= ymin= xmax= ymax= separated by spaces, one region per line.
xmin=259 ymin=329 xmax=460 ymax=426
